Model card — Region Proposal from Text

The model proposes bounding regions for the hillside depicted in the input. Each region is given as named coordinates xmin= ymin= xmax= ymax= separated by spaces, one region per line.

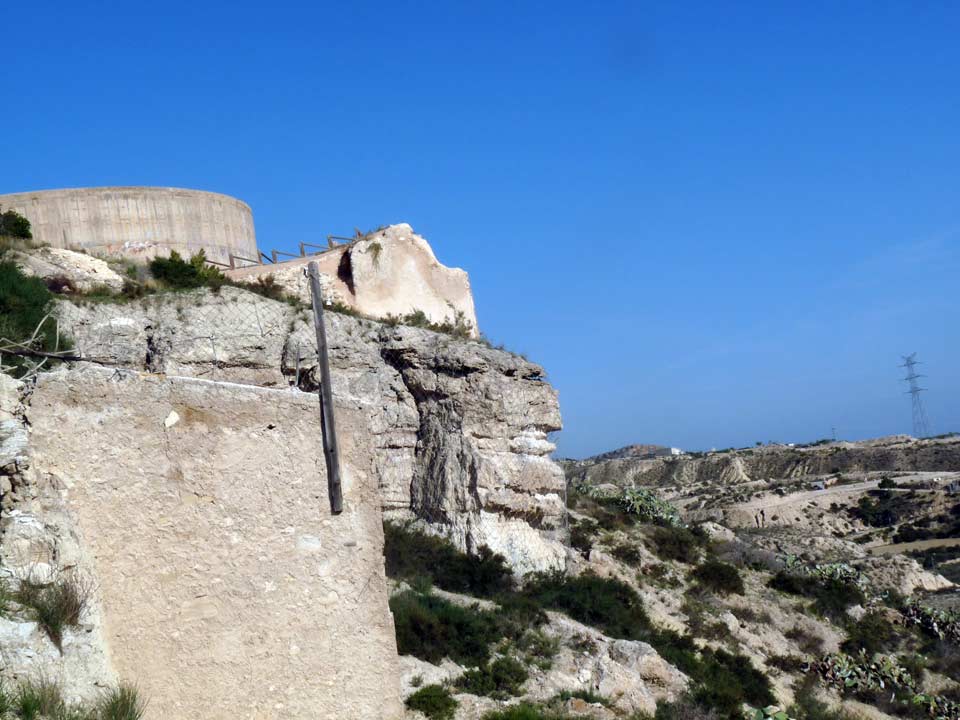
xmin=1 ymin=240 xmax=958 ymax=720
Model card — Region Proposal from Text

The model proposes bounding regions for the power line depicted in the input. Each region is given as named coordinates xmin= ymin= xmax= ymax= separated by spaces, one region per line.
xmin=899 ymin=353 xmax=931 ymax=438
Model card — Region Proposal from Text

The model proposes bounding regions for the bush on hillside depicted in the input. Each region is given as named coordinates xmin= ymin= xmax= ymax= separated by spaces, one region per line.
xmin=768 ymin=571 xmax=865 ymax=621
xmin=841 ymin=611 xmax=898 ymax=656
xmin=15 ymin=572 xmax=92 ymax=651
xmin=649 ymin=526 xmax=706 ymax=564
xmin=0 ymin=208 xmax=31 ymax=239
xmin=690 ymin=560 xmax=744 ymax=596
xmin=521 ymin=572 xmax=650 ymax=640
xmin=383 ymin=522 xmax=513 ymax=598
xmin=405 ymin=684 xmax=458 ymax=720
xmin=389 ymin=590 xmax=501 ymax=666
xmin=149 ymin=250 xmax=226 ymax=289
xmin=691 ymin=648 xmax=776 ymax=719
xmin=455 ymin=655 xmax=528 ymax=699
xmin=0 ymin=261 xmax=71 ymax=376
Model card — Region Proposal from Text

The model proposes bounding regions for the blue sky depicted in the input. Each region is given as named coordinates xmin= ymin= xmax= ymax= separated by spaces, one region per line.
xmin=3 ymin=2 xmax=957 ymax=458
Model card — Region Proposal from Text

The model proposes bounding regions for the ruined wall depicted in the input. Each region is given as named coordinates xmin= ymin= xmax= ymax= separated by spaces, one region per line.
xmin=226 ymin=224 xmax=480 ymax=337
xmin=9 ymin=366 xmax=402 ymax=720
xmin=0 ymin=187 xmax=257 ymax=265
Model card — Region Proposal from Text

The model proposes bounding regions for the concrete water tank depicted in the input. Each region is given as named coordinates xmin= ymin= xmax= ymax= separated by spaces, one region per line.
xmin=0 ymin=186 xmax=258 ymax=265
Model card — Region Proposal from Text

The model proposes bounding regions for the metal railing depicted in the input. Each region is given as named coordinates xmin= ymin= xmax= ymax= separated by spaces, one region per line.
xmin=205 ymin=235 xmax=358 ymax=270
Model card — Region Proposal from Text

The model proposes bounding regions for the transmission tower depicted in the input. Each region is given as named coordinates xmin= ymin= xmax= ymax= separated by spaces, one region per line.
xmin=899 ymin=353 xmax=931 ymax=438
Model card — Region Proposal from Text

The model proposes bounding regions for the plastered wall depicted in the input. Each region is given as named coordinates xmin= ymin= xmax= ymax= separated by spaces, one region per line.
xmin=26 ymin=366 xmax=402 ymax=720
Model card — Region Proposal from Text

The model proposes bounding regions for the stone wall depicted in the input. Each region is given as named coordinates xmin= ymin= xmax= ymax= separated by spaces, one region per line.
xmin=7 ymin=365 xmax=402 ymax=720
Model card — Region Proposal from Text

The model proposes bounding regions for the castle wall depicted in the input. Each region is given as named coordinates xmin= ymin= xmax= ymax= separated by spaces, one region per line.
xmin=0 ymin=187 xmax=257 ymax=265
xmin=25 ymin=366 xmax=402 ymax=720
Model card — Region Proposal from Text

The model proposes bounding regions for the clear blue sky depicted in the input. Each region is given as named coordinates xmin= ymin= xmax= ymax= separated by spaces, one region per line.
xmin=3 ymin=2 xmax=958 ymax=458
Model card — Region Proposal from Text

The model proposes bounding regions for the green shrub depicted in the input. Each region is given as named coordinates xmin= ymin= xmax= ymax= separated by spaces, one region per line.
xmin=513 ymin=628 xmax=561 ymax=670
xmin=16 ymin=678 xmax=64 ymax=720
xmin=480 ymin=704 xmax=567 ymax=720
xmin=649 ymin=526 xmax=705 ymax=564
xmin=384 ymin=523 xmax=513 ymax=598
xmin=653 ymin=694 xmax=721 ymax=719
xmin=569 ymin=519 xmax=595 ymax=555
xmin=841 ymin=611 xmax=898 ymax=656
xmin=690 ymin=560 xmax=744 ymax=595
xmin=768 ymin=572 xmax=864 ymax=620
xmin=149 ymin=250 xmax=226 ymax=289
xmin=96 ymin=684 xmax=147 ymax=720
xmin=0 ymin=261 xmax=71 ymax=376
xmin=456 ymin=655 xmax=528 ymax=698
xmin=554 ymin=689 xmax=611 ymax=706
xmin=15 ymin=573 xmax=92 ymax=651
xmin=0 ymin=208 xmax=32 ymax=239
xmin=384 ymin=308 xmax=474 ymax=338
xmin=405 ymin=684 xmax=458 ymax=720
xmin=610 ymin=542 xmax=643 ymax=567
xmin=785 ymin=626 xmax=825 ymax=655
xmin=693 ymin=648 xmax=776 ymax=719
xmin=390 ymin=590 xmax=501 ymax=666
xmin=522 ymin=572 xmax=650 ymax=641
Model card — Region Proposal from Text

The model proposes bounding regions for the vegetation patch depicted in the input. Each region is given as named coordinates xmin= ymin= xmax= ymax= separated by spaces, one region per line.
xmin=0 ymin=680 xmax=146 ymax=720
xmin=405 ymin=684 xmax=458 ymax=720
xmin=576 ymin=484 xmax=683 ymax=527
xmin=649 ymin=526 xmax=706 ymax=564
xmin=384 ymin=522 xmax=513 ymax=598
xmin=768 ymin=571 xmax=865 ymax=621
xmin=0 ymin=208 xmax=32 ymax=239
xmin=521 ymin=572 xmax=649 ymax=640
xmin=455 ymin=655 xmax=528 ymax=699
xmin=389 ymin=590 xmax=502 ymax=666
xmin=841 ymin=611 xmax=899 ymax=656
xmin=149 ymin=250 xmax=227 ymax=290
xmin=0 ymin=261 xmax=72 ymax=377
xmin=384 ymin=308 xmax=474 ymax=338
xmin=15 ymin=573 xmax=92 ymax=651
xmin=689 ymin=560 xmax=744 ymax=595
xmin=553 ymin=689 xmax=611 ymax=707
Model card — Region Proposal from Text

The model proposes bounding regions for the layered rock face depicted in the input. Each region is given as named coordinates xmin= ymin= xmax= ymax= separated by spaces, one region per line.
xmin=225 ymin=223 xmax=480 ymax=337
xmin=54 ymin=286 xmax=567 ymax=574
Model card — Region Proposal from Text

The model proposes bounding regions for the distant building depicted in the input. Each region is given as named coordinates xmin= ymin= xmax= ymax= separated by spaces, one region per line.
xmin=651 ymin=447 xmax=684 ymax=458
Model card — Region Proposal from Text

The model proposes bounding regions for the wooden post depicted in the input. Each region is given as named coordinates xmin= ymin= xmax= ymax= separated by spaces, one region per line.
xmin=307 ymin=261 xmax=344 ymax=514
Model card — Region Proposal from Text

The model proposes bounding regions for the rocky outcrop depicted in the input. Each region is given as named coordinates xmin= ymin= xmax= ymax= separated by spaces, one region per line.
xmin=226 ymin=223 xmax=480 ymax=337
xmin=11 ymin=247 xmax=125 ymax=292
xmin=52 ymin=286 xmax=566 ymax=574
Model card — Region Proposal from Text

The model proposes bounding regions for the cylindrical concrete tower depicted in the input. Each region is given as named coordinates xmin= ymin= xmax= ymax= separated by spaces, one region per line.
xmin=0 ymin=186 xmax=258 ymax=265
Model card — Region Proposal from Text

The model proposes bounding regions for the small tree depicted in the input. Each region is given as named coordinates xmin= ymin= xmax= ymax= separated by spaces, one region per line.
xmin=0 ymin=207 xmax=32 ymax=239
xmin=149 ymin=250 xmax=225 ymax=289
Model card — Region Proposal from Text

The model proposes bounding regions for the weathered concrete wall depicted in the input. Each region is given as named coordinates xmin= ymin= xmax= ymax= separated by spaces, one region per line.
xmin=226 ymin=224 xmax=479 ymax=336
xmin=24 ymin=366 xmax=402 ymax=720
xmin=0 ymin=187 xmax=257 ymax=265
